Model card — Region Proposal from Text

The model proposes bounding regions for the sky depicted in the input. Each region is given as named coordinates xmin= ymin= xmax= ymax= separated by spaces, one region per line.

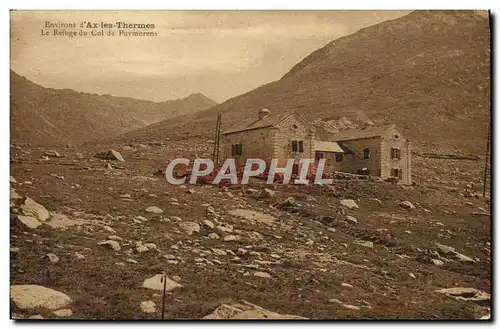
xmin=10 ymin=10 xmax=410 ymax=103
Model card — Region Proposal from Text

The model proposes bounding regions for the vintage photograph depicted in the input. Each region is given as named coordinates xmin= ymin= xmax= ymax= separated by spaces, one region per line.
xmin=9 ymin=10 xmax=491 ymax=320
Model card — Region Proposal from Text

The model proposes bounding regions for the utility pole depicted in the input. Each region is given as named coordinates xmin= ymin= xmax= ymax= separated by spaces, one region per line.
xmin=483 ymin=122 xmax=491 ymax=197
xmin=212 ymin=113 xmax=222 ymax=164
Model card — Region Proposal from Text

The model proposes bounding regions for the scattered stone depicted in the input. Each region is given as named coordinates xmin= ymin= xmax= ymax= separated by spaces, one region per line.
xmin=345 ymin=215 xmax=358 ymax=224
xmin=44 ymin=150 xmax=62 ymax=158
xmin=145 ymin=206 xmax=163 ymax=214
xmin=228 ymin=209 xmax=276 ymax=225
xmin=341 ymin=283 xmax=354 ymax=288
xmin=305 ymin=239 xmax=314 ymax=246
xmin=142 ymin=274 xmax=183 ymax=292
xmin=356 ymin=240 xmax=374 ymax=248
xmin=253 ymin=271 xmax=272 ymax=278
xmin=10 ymin=285 xmax=72 ymax=310
xmin=179 ymin=221 xmax=201 ymax=235
xmin=44 ymin=213 xmax=84 ymax=229
xmin=329 ymin=298 xmax=360 ymax=310
xmin=98 ymin=240 xmax=121 ymax=252
xmin=10 ymin=176 xmax=17 ymax=184
xmin=203 ymin=300 xmax=306 ymax=319
xmin=208 ymin=233 xmax=220 ymax=240
xmin=400 ymin=201 xmax=416 ymax=210
xmin=46 ymin=253 xmax=60 ymax=263
xmin=340 ymin=199 xmax=359 ymax=209
xmin=202 ymin=219 xmax=215 ymax=229
xmin=259 ymin=188 xmax=276 ymax=198
xmin=75 ymin=252 xmax=85 ymax=260
xmin=431 ymin=259 xmax=444 ymax=266
xmin=211 ymin=248 xmax=227 ymax=256
xmin=409 ymin=273 xmax=416 ymax=279
xmin=140 ymin=300 xmax=156 ymax=314
xmin=436 ymin=287 xmax=490 ymax=304
xmin=223 ymin=235 xmax=241 ymax=242
xmin=53 ymin=309 xmax=73 ymax=317
xmin=94 ymin=150 xmax=125 ymax=162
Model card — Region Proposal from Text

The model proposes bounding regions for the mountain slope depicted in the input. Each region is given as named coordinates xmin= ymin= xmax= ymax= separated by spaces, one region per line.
xmin=123 ymin=10 xmax=490 ymax=154
xmin=10 ymin=71 xmax=217 ymax=145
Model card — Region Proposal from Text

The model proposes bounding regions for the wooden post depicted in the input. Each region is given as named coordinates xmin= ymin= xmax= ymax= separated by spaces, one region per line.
xmin=161 ymin=272 xmax=167 ymax=320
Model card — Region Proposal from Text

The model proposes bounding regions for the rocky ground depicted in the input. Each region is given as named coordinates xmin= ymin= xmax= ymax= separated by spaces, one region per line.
xmin=9 ymin=139 xmax=491 ymax=320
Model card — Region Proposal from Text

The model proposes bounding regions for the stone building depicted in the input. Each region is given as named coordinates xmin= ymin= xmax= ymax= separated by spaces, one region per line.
xmin=222 ymin=110 xmax=412 ymax=185
xmin=221 ymin=109 xmax=315 ymax=173
xmin=327 ymin=124 xmax=412 ymax=185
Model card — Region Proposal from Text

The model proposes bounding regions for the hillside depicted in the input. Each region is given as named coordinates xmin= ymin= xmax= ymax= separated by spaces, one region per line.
xmin=10 ymin=71 xmax=217 ymax=145
xmin=122 ymin=10 xmax=490 ymax=154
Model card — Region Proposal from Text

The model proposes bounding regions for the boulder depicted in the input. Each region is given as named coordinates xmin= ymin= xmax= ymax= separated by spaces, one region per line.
xmin=15 ymin=215 xmax=42 ymax=229
xmin=94 ymin=150 xmax=125 ymax=162
xmin=10 ymin=285 xmax=72 ymax=310
xmin=141 ymin=274 xmax=182 ymax=292
xmin=340 ymin=199 xmax=359 ymax=209
xmin=20 ymin=197 xmax=50 ymax=222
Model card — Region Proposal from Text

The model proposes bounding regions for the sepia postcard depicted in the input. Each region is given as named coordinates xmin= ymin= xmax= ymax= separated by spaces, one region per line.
xmin=9 ymin=10 xmax=491 ymax=320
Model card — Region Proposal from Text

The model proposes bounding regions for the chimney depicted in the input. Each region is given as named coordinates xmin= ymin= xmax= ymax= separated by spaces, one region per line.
xmin=258 ymin=108 xmax=270 ymax=120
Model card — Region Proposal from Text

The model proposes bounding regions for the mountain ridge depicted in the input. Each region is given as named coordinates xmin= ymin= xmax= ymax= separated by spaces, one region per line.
xmin=10 ymin=70 xmax=218 ymax=145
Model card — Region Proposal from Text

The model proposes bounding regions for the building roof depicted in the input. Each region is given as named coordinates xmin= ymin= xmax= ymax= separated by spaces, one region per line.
xmin=222 ymin=111 xmax=309 ymax=135
xmin=314 ymin=141 xmax=345 ymax=153
xmin=329 ymin=124 xmax=397 ymax=142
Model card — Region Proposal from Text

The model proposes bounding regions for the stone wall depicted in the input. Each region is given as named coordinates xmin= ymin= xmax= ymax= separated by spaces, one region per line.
xmin=380 ymin=126 xmax=412 ymax=184
xmin=338 ymin=137 xmax=383 ymax=176
xmin=222 ymin=127 xmax=276 ymax=166
xmin=273 ymin=115 xmax=315 ymax=162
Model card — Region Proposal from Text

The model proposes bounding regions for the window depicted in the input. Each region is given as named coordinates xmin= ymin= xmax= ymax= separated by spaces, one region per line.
xmin=335 ymin=153 xmax=343 ymax=162
xmin=291 ymin=124 xmax=299 ymax=130
xmin=363 ymin=148 xmax=370 ymax=159
xmin=231 ymin=144 xmax=243 ymax=156
xmin=291 ymin=140 xmax=304 ymax=153
xmin=391 ymin=148 xmax=401 ymax=159
xmin=315 ymin=152 xmax=324 ymax=161
xmin=394 ymin=134 xmax=400 ymax=140
xmin=391 ymin=168 xmax=402 ymax=180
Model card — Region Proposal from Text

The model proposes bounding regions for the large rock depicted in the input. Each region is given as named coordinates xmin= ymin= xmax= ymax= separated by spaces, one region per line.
xmin=20 ymin=197 xmax=50 ymax=222
xmin=340 ymin=199 xmax=359 ymax=209
xmin=400 ymin=201 xmax=416 ymax=210
xmin=203 ymin=300 xmax=306 ymax=319
xmin=94 ymin=150 xmax=125 ymax=162
xmin=15 ymin=215 xmax=42 ymax=229
xmin=10 ymin=285 xmax=72 ymax=310
xmin=436 ymin=287 xmax=490 ymax=304
xmin=141 ymin=274 xmax=182 ymax=292
xmin=178 ymin=222 xmax=201 ymax=235
xmin=228 ymin=209 xmax=276 ymax=225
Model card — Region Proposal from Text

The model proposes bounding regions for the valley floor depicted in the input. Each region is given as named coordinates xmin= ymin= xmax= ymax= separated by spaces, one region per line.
xmin=9 ymin=139 xmax=491 ymax=320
